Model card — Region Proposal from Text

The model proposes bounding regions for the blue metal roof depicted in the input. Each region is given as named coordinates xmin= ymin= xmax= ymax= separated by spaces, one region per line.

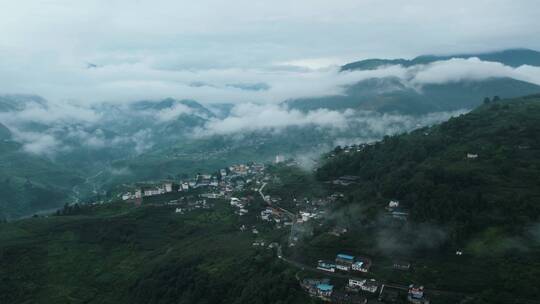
xmin=337 ymin=254 xmax=354 ymax=260
xmin=317 ymin=284 xmax=334 ymax=291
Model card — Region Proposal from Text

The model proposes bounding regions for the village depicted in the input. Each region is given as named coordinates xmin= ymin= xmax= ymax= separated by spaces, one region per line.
xmin=115 ymin=155 xmax=431 ymax=304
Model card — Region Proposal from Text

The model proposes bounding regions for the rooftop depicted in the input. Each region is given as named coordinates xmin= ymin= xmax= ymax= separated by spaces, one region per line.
xmin=317 ymin=284 xmax=334 ymax=291
xmin=337 ymin=254 xmax=354 ymax=260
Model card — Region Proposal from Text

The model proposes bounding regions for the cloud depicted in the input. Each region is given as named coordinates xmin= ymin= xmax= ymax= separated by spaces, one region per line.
xmin=155 ymin=103 xmax=193 ymax=122
xmin=12 ymin=131 xmax=63 ymax=156
xmin=0 ymin=0 xmax=539 ymax=105
xmin=196 ymin=101 xmax=467 ymax=137
xmin=196 ymin=103 xmax=354 ymax=135
xmin=411 ymin=57 xmax=540 ymax=85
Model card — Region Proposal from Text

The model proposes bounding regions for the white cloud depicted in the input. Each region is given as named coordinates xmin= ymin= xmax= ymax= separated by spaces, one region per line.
xmin=197 ymin=103 xmax=353 ymax=135
xmin=196 ymin=102 xmax=466 ymax=136
xmin=12 ymin=131 xmax=63 ymax=156
xmin=411 ymin=57 xmax=540 ymax=85
xmin=0 ymin=0 xmax=539 ymax=105
xmin=155 ymin=103 xmax=193 ymax=122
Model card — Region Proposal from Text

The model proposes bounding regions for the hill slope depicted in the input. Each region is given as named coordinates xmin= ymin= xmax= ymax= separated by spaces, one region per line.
xmin=287 ymin=49 xmax=540 ymax=114
xmin=316 ymin=94 xmax=540 ymax=239
xmin=341 ymin=48 xmax=540 ymax=71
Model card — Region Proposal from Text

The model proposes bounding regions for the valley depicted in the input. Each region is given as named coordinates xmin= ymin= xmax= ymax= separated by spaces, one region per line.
xmin=2 ymin=96 xmax=540 ymax=303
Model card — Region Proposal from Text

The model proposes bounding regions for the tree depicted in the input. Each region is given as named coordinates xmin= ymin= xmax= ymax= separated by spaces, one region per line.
xmin=483 ymin=97 xmax=491 ymax=104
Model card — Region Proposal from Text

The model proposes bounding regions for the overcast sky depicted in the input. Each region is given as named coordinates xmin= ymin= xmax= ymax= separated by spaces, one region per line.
xmin=1 ymin=0 xmax=539 ymax=104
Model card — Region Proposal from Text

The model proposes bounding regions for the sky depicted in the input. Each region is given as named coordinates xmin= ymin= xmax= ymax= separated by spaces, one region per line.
xmin=0 ymin=0 xmax=540 ymax=105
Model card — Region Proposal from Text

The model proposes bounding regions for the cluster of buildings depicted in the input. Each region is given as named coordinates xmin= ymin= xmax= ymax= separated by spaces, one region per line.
xmin=300 ymin=278 xmax=369 ymax=304
xmin=327 ymin=143 xmax=374 ymax=159
xmin=317 ymin=254 xmax=371 ymax=275
xmin=120 ymin=162 xmax=268 ymax=202
xmin=302 ymin=277 xmax=430 ymax=304
xmin=173 ymin=199 xmax=212 ymax=214
xmin=230 ymin=197 xmax=249 ymax=216
xmin=385 ymin=200 xmax=409 ymax=221
xmin=260 ymin=207 xmax=292 ymax=227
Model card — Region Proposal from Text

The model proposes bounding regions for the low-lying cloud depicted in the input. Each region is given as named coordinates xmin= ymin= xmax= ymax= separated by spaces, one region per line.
xmin=2 ymin=55 xmax=540 ymax=107
xmin=196 ymin=103 xmax=467 ymax=136
xmin=196 ymin=104 xmax=354 ymax=135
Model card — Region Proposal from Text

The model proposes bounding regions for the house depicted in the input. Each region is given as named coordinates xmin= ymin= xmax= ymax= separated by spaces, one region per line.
xmin=393 ymin=261 xmax=411 ymax=271
xmin=164 ymin=183 xmax=173 ymax=193
xmin=134 ymin=190 xmax=142 ymax=199
xmin=122 ymin=193 xmax=131 ymax=201
xmin=336 ymin=254 xmax=355 ymax=271
xmin=348 ymin=279 xmax=378 ymax=293
xmin=316 ymin=284 xmax=334 ymax=297
xmin=407 ymin=285 xmax=429 ymax=304
xmin=300 ymin=278 xmax=330 ymax=296
xmin=352 ymin=261 xmax=369 ymax=273
xmin=317 ymin=260 xmax=336 ymax=272
xmin=388 ymin=200 xmax=399 ymax=208
xmin=467 ymin=153 xmax=478 ymax=159
xmin=300 ymin=212 xmax=312 ymax=222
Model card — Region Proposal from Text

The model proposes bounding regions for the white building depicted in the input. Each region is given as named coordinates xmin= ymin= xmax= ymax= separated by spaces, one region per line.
xmin=348 ymin=279 xmax=378 ymax=293
xmin=467 ymin=153 xmax=479 ymax=159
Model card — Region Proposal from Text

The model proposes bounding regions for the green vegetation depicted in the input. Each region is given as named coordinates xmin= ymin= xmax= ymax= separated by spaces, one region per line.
xmin=0 ymin=201 xmax=310 ymax=304
xmin=317 ymin=94 xmax=540 ymax=240
xmin=304 ymin=95 xmax=540 ymax=302
xmin=0 ymin=140 xmax=84 ymax=219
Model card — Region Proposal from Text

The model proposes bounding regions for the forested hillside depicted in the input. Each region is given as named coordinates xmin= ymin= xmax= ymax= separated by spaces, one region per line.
xmin=316 ymin=94 xmax=540 ymax=241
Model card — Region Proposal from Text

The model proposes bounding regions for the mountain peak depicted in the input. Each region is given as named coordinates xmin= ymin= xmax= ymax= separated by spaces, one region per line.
xmin=341 ymin=48 xmax=540 ymax=71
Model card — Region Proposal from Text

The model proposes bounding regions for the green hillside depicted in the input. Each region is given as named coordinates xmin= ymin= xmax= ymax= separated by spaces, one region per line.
xmin=317 ymin=94 xmax=540 ymax=240
xmin=287 ymin=77 xmax=540 ymax=114
xmin=341 ymin=48 xmax=540 ymax=71
xmin=288 ymin=49 xmax=540 ymax=114
xmin=0 ymin=202 xmax=309 ymax=304
xmin=0 ymin=140 xmax=83 ymax=219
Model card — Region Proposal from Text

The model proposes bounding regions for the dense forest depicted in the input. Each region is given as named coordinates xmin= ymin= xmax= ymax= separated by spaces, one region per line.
xmin=316 ymin=94 xmax=540 ymax=243
xmin=0 ymin=203 xmax=309 ymax=304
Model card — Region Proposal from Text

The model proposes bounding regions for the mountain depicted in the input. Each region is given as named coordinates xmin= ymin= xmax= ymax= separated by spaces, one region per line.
xmin=316 ymin=94 xmax=540 ymax=240
xmin=0 ymin=123 xmax=10 ymax=140
xmin=0 ymin=94 xmax=47 ymax=112
xmin=0 ymin=201 xmax=307 ymax=304
xmin=0 ymin=140 xmax=84 ymax=219
xmin=287 ymin=49 xmax=540 ymax=114
xmin=341 ymin=48 xmax=540 ymax=71
xmin=288 ymin=77 xmax=540 ymax=114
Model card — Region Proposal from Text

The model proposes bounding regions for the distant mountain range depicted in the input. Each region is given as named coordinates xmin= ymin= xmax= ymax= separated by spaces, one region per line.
xmin=341 ymin=48 xmax=540 ymax=71
xmin=287 ymin=49 xmax=540 ymax=114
